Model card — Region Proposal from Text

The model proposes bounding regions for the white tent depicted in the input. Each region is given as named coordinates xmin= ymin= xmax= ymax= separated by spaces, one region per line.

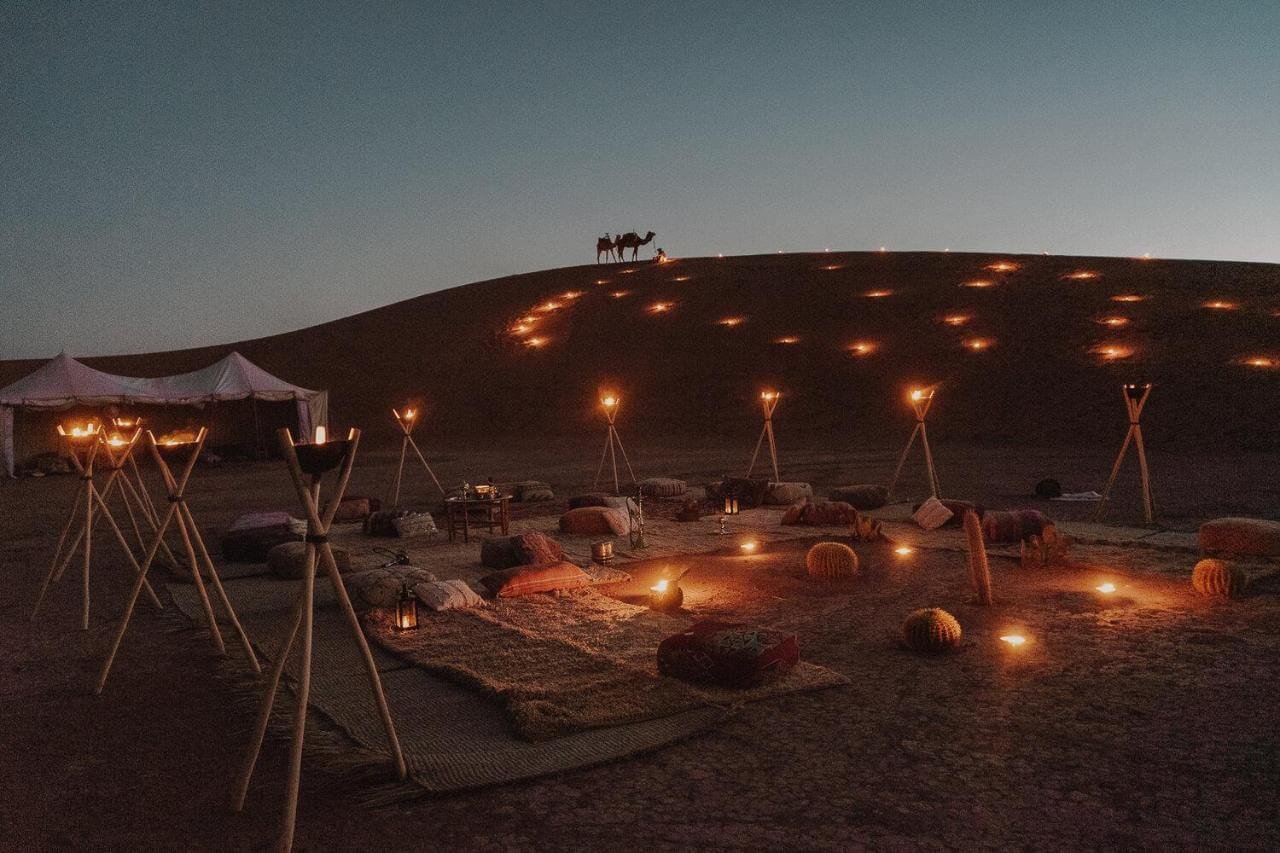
xmin=0 ymin=351 xmax=328 ymax=476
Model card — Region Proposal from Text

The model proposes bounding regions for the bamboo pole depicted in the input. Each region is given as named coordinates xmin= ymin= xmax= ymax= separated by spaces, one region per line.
xmin=386 ymin=408 xmax=446 ymax=504
xmin=887 ymin=389 xmax=940 ymax=501
xmin=1093 ymin=384 xmax=1156 ymax=524
xmin=745 ymin=391 xmax=781 ymax=481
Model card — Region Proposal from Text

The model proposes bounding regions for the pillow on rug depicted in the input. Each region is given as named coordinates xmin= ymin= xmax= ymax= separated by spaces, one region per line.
xmin=332 ymin=495 xmax=373 ymax=523
xmin=559 ymin=506 xmax=630 ymax=536
xmin=567 ymin=493 xmax=612 ymax=509
xmin=416 ymin=579 xmax=486 ymax=611
xmin=912 ymin=497 xmax=954 ymax=531
xmin=509 ymin=481 xmax=554 ymax=502
xmin=764 ymin=482 xmax=814 ymax=505
xmin=640 ymin=477 xmax=688 ymax=498
xmin=391 ymin=511 xmax=437 ymax=538
xmin=480 ymin=532 xmax=566 ymax=569
xmin=480 ymin=561 xmax=593 ymax=598
xmin=657 ymin=620 xmax=799 ymax=688
xmin=1199 ymin=517 xmax=1280 ymax=558
xmin=912 ymin=499 xmax=982 ymax=528
xmin=222 ymin=511 xmax=303 ymax=562
xmin=267 ymin=541 xmax=353 ymax=579
xmin=780 ymin=500 xmax=861 ymax=527
xmin=829 ymin=484 xmax=889 ymax=511
xmin=344 ymin=566 xmax=437 ymax=611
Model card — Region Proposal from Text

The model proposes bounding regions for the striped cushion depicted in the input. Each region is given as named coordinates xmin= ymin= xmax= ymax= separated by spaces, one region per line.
xmin=480 ymin=561 xmax=592 ymax=598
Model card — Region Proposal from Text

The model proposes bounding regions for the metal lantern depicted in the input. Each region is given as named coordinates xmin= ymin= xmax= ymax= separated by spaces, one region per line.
xmin=394 ymin=583 xmax=418 ymax=631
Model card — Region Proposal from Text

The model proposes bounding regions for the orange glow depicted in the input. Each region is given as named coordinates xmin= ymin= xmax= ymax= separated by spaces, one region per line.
xmin=522 ymin=315 xmax=537 ymax=323
xmin=536 ymin=301 xmax=562 ymax=313
xmin=909 ymin=387 xmax=933 ymax=403
xmin=314 ymin=425 xmax=327 ymax=445
xmin=1096 ymin=582 xmax=1116 ymax=594
xmin=401 ymin=407 xmax=417 ymax=421
xmin=1110 ymin=294 xmax=1146 ymax=303
xmin=611 ymin=290 xmax=631 ymax=299
xmin=58 ymin=422 xmax=100 ymax=439
xmin=1242 ymin=356 xmax=1278 ymax=369
xmin=1095 ymin=316 xmax=1130 ymax=328
xmin=999 ymin=634 xmax=1027 ymax=647
xmin=672 ymin=275 xmax=691 ymax=282
xmin=510 ymin=323 xmax=532 ymax=335
xmin=1139 ymin=253 xmax=1153 ymax=260
xmin=1090 ymin=343 xmax=1135 ymax=362
xmin=847 ymin=341 xmax=878 ymax=356
xmin=760 ymin=390 xmax=779 ymax=402
xmin=740 ymin=540 xmax=759 ymax=553
xmin=961 ymin=280 xmax=994 ymax=289
xmin=601 ymin=394 xmax=618 ymax=409
xmin=620 ymin=268 xmax=636 ymax=274
xmin=986 ymin=261 xmax=1019 ymax=272
xmin=594 ymin=279 xmax=609 ymax=285
xmin=717 ymin=316 xmax=745 ymax=327
xmin=962 ymin=337 xmax=994 ymax=352
xmin=862 ymin=289 xmax=893 ymax=298
xmin=647 ymin=301 xmax=674 ymax=314
xmin=773 ymin=336 xmax=800 ymax=344
xmin=561 ymin=290 xmax=583 ymax=300
xmin=1064 ymin=270 xmax=1099 ymax=280
xmin=940 ymin=313 xmax=971 ymax=327
xmin=524 ymin=336 xmax=548 ymax=348
xmin=650 ymin=578 xmax=669 ymax=593
xmin=112 ymin=417 xmax=140 ymax=429
xmin=821 ymin=264 xmax=843 ymax=271
xmin=1201 ymin=299 xmax=1239 ymax=311
xmin=894 ymin=545 xmax=914 ymax=557
xmin=106 ymin=433 xmax=129 ymax=448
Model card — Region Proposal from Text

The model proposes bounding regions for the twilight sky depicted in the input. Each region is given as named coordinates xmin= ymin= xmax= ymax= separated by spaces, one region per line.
xmin=3 ymin=2 xmax=1278 ymax=358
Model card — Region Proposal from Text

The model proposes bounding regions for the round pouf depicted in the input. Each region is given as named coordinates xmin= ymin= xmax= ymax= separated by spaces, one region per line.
xmin=1192 ymin=558 xmax=1248 ymax=599
xmin=901 ymin=608 xmax=963 ymax=654
xmin=805 ymin=541 xmax=859 ymax=580
xmin=640 ymin=477 xmax=688 ymax=498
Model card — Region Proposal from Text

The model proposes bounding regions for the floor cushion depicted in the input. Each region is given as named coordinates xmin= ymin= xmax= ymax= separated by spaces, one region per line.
xmin=567 ymin=493 xmax=612 ymax=509
xmin=509 ymin=481 xmax=554 ymax=502
xmin=657 ymin=620 xmax=799 ymax=688
xmin=1199 ymin=517 xmax=1280 ymax=558
xmin=222 ymin=511 xmax=303 ymax=562
xmin=641 ymin=477 xmax=688 ymax=498
xmin=416 ymin=579 xmax=486 ymax=611
xmin=392 ymin=511 xmax=437 ymax=538
xmin=913 ymin=499 xmax=983 ymax=528
xmin=705 ymin=477 xmax=770 ymax=509
xmin=267 ymin=541 xmax=353 ymax=579
xmin=983 ymin=509 xmax=1052 ymax=543
xmin=480 ymin=561 xmax=593 ymax=598
xmin=912 ymin=497 xmax=954 ymax=530
xmin=344 ymin=566 xmax=438 ymax=611
xmin=480 ymin=532 xmax=566 ymax=570
xmin=332 ymin=495 xmax=374 ymax=523
xmin=764 ymin=482 xmax=814 ymax=505
xmin=559 ymin=506 xmax=630 ymax=536
xmin=829 ymin=484 xmax=888 ymax=511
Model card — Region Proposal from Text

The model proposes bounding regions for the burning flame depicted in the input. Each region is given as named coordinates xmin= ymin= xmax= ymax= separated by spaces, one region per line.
xmin=611 ymin=290 xmax=631 ymax=299
xmin=1110 ymin=294 xmax=1146 ymax=303
xmin=1064 ymin=270 xmax=1099 ymax=280
xmin=647 ymin=301 xmax=674 ymax=314
xmin=650 ymin=578 xmax=669 ymax=593
xmin=672 ymin=275 xmax=691 ymax=282
xmin=536 ymin=301 xmax=562 ymax=313
xmin=941 ymin=313 xmax=971 ymax=326
xmin=601 ymin=395 xmax=618 ymax=409
xmin=1090 ymin=343 xmax=1135 ymax=362
xmin=59 ymin=422 xmax=100 ymax=439
xmin=740 ymin=540 xmax=758 ymax=553
xmin=1096 ymin=582 xmax=1116 ymax=594
xmin=157 ymin=429 xmax=199 ymax=447
xmin=963 ymin=337 xmax=994 ymax=352
xmin=1095 ymin=316 xmax=1130 ymax=328
xmin=594 ymin=279 xmax=609 ymax=285
xmin=821 ymin=264 xmax=842 ymax=271
xmin=910 ymin=388 xmax=932 ymax=402
xmin=717 ymin=316 xmax=745 ymax=327
xmin=1202 ymin=299 xmax=1239 ymax=311
xmin=314 ymin=425 xmax=327 ymax=445
xmin=106 ymin=432 xmax=129 ymax=448
xmin=761 ymin=390 xmax=778 ymax=402
xmin=773 ymin=336 xmax=800 ymax=345
xmin=524 ymin=336 xmax=547 ymax=348
xmin=894 ymin=545 xmax=914 ymax=557
xmin=862 ymin=289 xmax=893 ymax=298
xmin=986 ymin=262 xmax=1019 ymax=272
xmin=999 ymin=634 xmax=1027 ymax=647
xmin=561 ymin=291 xmax=583 ymax=300
xmin=1242 ymin=356 xmax=1277 ymax=369
xmin=847 ymin=341 xmax=878 ymax=356
xmin=961 ymin=280 xmax=994 ymax=289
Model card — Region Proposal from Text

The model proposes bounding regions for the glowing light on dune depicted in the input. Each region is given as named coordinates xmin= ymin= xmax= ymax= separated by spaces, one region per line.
xmin=1090 ymin=343 xmax=1135 ymax=362
xmin=773 ymin=336 xmax=800 ymax=345
xmin=1064 ymin=270 xmax=1100 ymax=280
xmin=510 ymin=323 xmax=532 ymax=335
xmin=862 ymin=289 xmax=893 ymax=298
xmin=961 ymin=280 xmax=994 ymax=289
xmin=1095 ymin=316 xmax=1130 ymax=328
xmin=611 ymin=290 xmax=631 ymax=299
xmin=894 ymin=546 xmax=914 ymax=557
xmin=986 ymin=261 xmax=1019 ymax=272
xmin=1139 ymin=253 xmax=1153 ymax=260
xmin=847 ymin=341 xmax=878 ymax=357
xmin=1202 ymin=299 xmax=1239 ymax=311
xmin=1241 ymin=356 xmax=1278 ymax=369
xmin=1096 ymin=582 xmax=1116 ymax=594
xmin=1110 ymin=294 xmax=1146 ymax=303
xmin=672 ymin=275 xmax=691 ymax=282
xmin=940 ymin=313 xmax=972 ymax=326
xmin=594 ymin=279 xmax=609 ymax=285
xmin=962 ymin=337 xmax=994 ymax=352
xmin=879 ymin=246 xmax=888 ymax=253
xmin=561 ymin=290 xmax=583 ymax=300
xmin=717 ymin=316 xmax=745 ymax=327
xmin=524 ymin=336 xmax=547 ymax=348
xmin=821 ymin=264 xmax=842 ymax=271
xmin=999 ymin=634 xmax=1027 ymax=647
xmin=620 ymin=269 xmax=636 ymax=274
xmin=647 ymin=301 xmax=674 ymax=314
xmin=537 ymin=301 xmax=562 ymax=313
xmin=740 ymin=540 xmax=759 ymax=553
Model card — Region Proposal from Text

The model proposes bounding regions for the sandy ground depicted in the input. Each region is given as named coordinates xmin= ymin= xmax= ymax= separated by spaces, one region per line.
xmin=2 ymin=439 xmax=1279 ymax=850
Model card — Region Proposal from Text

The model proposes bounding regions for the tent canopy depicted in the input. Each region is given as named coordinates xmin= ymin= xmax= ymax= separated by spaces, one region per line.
xmin=0 ymin=351 xmax=328 ymax=475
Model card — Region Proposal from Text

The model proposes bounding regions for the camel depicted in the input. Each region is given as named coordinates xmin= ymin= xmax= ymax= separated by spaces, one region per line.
xmin=615 ymin=230 xmax=656 ymax=261
xmin=596 ymin=236 xmax=618 ymax=264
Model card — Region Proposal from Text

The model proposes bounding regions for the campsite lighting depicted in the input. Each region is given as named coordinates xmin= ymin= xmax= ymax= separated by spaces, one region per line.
xmin=647 ymin=301 xmax=674 ymax=314
xmin=862 ymin=289 xmax=893 ymax=298
xmin=999 ymin=634 xmax=1028 ymax=648
xmin=57 ymin=421 xmax=100 ymax=444
xmin=723 ymin=496 xmax=740 ymax=515
xmin=1093 ymin=383 xmax=1156 ymax=524
xmin=822 ymin=264 xmax=843 ymax=271
xmin=510 ymin=323 xmax=532 ymax=335
xmin=941 ymin=313 xmax=972 ymax=326
xmin=112 ymin=416 xmax=141 ymax=429
xmin=601 ymin=394 xmax=618 ymax=411
xmin=593 ymin=390 xmax=636 ymax=495
xmin=894 ymin=545 xmax=914 ymax=557
xmin=773 ymin=336 xmax=800 ymax=345
xmin=387 ymin=406 xmax=445 ymax=504
xmin=963 ymin=337 xmax=994 ymax=352
xmin=524 ymin=336 xmax=548 ymax=348
xmin=961 ymin=280 xmax=993 ymax=289
xmin=394 ymin=583 xmax=419 ymax=631
xmin=611 ymin=290 xmax=631 ymax=299
xmin=879 ymin=246 xmax=888 ymax=253
xmin=561 ymin=290 xmax=583 ymax=300
xmin=537 ymin=301 xmax=562 ymax=313
xmin=740 ymin=539 xmax=759 ymax=554
xmin=1243 ymin=356 xmax=1277 ymax=369
xmin=620 ymin=268 xmax=636 ymax=274
xmin=848 ymin=341 xmax=878 ymax=357
xmin=1202 ymin=299 xmax=1239 ymax=311
xmin=888 ymin=387 xmax=940 ymax=501
xmin=672 ymin=275 xmax=691 ymax=282
xmin=1090 ymin=343 xmax=1135 ymax=362
xmin=1096 ymin=316 xmax=1130 ymax=328
xmin=1096 ymin=582 xmax=1117 ymax=594
xmin=717 ymin=316 xmax=745 ymax=327
xmin=986 ymin=261 xmax=1019 ymax=272
xmin=1064 ymin=270 xmax=1100 ymax=280
xmin=314 ymin=425 xmax=327 ymax=445
xmin=648 ymin=576 xmax=684 ymax=612
xmin=746 ymin=391 xmax=783 ymax=482
xmin=1111 ymin=294 xmax=1146 ymax=303
xmin=595 ymin=279 xmax=609 ymax=285
xmin=291 ymin=425 xmax=355 ymax=475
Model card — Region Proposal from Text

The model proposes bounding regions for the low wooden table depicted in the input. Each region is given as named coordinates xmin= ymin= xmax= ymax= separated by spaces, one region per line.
xmin=446 ymin=494 xmax=512 ymax=543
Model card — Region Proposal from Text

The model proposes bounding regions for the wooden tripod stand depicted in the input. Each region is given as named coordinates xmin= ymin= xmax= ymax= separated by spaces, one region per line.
xmin=235 ymin=428 xmax=406 ymax=853
xmin=96 ymin=429 xmax=261 ymax=693
xmin=111 ymin=417 xmax=183 ymax=572
xmin=593 ymin=396 xmax=636 ymax=495
xmin=386 ymin=407 xmax=445 ymax=505
xmin=32 ymin=427 xmax=163 ymax=629
xmin=745 ymin=391 xmax=781 ymax=482
xmin=887 ymin=389 xmax=941 ymax=501
xmin=1093 ymin=383 xmax=1156 ymax=524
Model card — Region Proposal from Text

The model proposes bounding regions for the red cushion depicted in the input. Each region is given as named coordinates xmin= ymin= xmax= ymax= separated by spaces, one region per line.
xmin=657 ymin=620 xmax=799 ymax=688
xmin=480 ymin=561 xmax=592 ymax=598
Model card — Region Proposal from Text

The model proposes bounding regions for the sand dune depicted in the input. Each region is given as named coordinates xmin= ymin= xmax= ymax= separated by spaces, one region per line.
xmin=5 ymin=251 xmax=1279 ymax=449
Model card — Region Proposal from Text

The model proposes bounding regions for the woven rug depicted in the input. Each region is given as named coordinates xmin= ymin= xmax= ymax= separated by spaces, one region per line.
xmin=366 ymin=588 xmax=848 ymax=741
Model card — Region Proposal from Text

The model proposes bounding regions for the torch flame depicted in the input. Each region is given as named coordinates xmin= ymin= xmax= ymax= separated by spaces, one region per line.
xmin=650 ymin=578 xmax=669 ymax=593
xmin=1000 ymin=634 xmax=1027 ymax=647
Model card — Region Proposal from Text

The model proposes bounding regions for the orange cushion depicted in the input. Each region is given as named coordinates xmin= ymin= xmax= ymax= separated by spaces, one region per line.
xmin=480 ymin=561 xmax=592 ymax=598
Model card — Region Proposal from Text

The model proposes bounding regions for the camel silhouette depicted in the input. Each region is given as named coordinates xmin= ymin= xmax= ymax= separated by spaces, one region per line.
xmin=596 ymin=236 xmax=618 ymax=264
xmin=615 ymin=230 xmax=656 ymax=261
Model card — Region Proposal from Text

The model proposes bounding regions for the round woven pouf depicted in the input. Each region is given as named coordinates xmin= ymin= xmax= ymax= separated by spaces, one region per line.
xmin=1192 ymin=558 xmax=1248 ymax=599
xmin=805 ymin=541 xmax=859 ymax=580
xmin=901 ymin=608 xmax=963 ymax=654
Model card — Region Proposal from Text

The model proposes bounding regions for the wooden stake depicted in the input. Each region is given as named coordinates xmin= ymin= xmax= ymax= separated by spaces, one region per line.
xmin=593 ymin=399 xmax=636 ymax=495
xmin=235 ymin=428 xmax=405 ymax=853
xmin=1093 ymin=384 xmax=1156 ymax=524
xmin=887 ymin=390 xmax=941 ymax=501
xmin=745 ymin=392 xmax=782 ymax=482
xmin=386 ymin=408 xmax=446 ymax=505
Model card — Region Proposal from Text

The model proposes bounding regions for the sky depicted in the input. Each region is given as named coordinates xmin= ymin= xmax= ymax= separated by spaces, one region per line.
xmin=3 ymin=1 xmax=1279 ymax=358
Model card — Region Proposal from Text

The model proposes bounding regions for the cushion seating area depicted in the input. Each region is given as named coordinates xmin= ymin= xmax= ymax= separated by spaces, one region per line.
xmin=365 ymin=508 xmax=437 ymax=538
xmin=480 ymin=532 xmax=566 ymax=570
xmin=764 ymin=482 xmax=814 ymax=505
xmin=982 ymin=509 xmax=1052 ymax=543
xmin=480 ymin=561 xmax=593 ymax=598
xmin=640 ymin=477 xmax=689 ymax=498
xmin=828 ymin=484 xmax=888 ymax=510
xmin=559 ymin=506 xmax=630 ymax=536
xmin=267 ymin=541 xmax=353 ymax=579
xmin=221 ymin=511 xmax=304 ymax=562
xmin=1199 ymin=517 xmax=1280 ymax=558
xmin=657 ymin=620 xmax=800 ymax=688
xmin=417 ymin=579 xmax=486 ymax=611
xmin=333 ymin=495 xmax=380 ymax=523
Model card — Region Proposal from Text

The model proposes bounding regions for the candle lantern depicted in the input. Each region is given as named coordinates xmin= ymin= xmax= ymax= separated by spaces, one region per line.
xmin=591 ymin=541 xmax=614 ymax=564
xmin=593 ymin=392 xmax=637 ymax=496
xmin=386 ymin=405 xmax=446 ymax=506
xmin=723 ymin=495 xmax=740 ymax=515
xmin=887 ymin=387 xmax=942 ymax=501
xmin=1092 ymin=383 xmax=1156 ymax=524
xmin=745 ymin=390 xmax=782 ymax=482
xmin=648 ymin=576 xmax=684 ymax=612
xmin=394 ymin=583 xmax=419 ymax=631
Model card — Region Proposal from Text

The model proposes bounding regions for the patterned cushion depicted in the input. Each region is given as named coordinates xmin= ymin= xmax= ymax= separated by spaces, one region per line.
xmin=480 ymin=532 xmax=565 ymax=569
xmin=657 ymin=620 xmax=799 ymax=688
xmin=267 ymin=541 xmax=353 ymax=579
xmin=912 ymin=497 xmax=954 ymax=531
xmin=222 ymin=511 xmax=303 ymax=562
xmin=559 ymin=506 xmax=630 ymax=536
xmin=640 ymin=477 xmax=688 ymax=498
xmin=344 ymin=566 xmax=438 ymax=611
xmin=510 ymin=481 xmax=554 ymax=502
xmin=332 ymin=496 xmax=373 ymax=523
xmin=764 ymin=482 xmax=814 ymax=505
xmin=391 ymin=511 xmax=437 ymax=538
xmin=1199 ymin=518 xmax=1280 ymax=558
xmin=416 ymin=579 xmax=486 ymax=611
xmin=479 ymin=561 xmax=592 ymax=598
xmin=912 ymin=499 xmax=983 ymax=528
